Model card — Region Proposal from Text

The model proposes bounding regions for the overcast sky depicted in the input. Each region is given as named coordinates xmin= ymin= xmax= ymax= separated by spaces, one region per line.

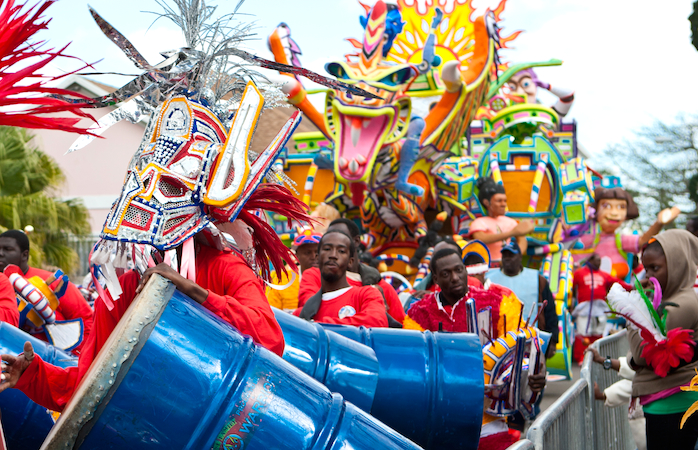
xmin=36 ymin=0 xmax=698 ymax=164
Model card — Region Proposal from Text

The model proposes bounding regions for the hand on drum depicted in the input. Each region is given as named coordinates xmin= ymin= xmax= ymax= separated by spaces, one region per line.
xmin=545 ymin=342 xmax=557 ymax=360
xmin=136 ymin=263 xmax=209 ymax=304
xmin=0 ymin=341 xmax=35 ymax=394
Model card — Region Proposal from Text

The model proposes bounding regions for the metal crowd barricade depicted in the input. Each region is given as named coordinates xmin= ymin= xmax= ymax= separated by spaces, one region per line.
xmin=526 ymin=377 xmax=592 ymax=450
xmin=506 ymin=439 xmax=535 ymax=450
xmin=586 ymin=330 xmax=634 ymax=450
xmin=508 ymin=330 xmax=633 ymax=450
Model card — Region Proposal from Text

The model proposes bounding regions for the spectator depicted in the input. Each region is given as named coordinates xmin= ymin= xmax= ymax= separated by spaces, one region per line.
xmin=686 ymin=216 xmax=698 ymax=294
xmin=294 ymin=231 xmax=388 ymax=327
xmin=299 ymin=219 xmax=405 ymax=325
xmin=571 ymin=253 xmax=633 ymax=362
xmin=468 ymin=177 xmax=534 ymax=261
xmin=485 ymin=239 xmax=558 ymax=358
xmin=266 ymin=231 xmax=321 ymax=312
xmin=0 ymin=230 xmax=93 ymax=350
xmin=628 ymin=230 xmax=698 ymax=449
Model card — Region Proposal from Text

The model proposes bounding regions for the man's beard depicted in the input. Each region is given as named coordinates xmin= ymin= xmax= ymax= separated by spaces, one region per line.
xmin=321 ymin=270 xmax=342 ymax=283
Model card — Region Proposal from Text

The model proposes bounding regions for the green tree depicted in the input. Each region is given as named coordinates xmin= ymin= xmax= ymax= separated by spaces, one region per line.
xmin=595 ymin=114 xmax=698 ymax=229
xmin=0 ymin=126 xmax=90 ymax=272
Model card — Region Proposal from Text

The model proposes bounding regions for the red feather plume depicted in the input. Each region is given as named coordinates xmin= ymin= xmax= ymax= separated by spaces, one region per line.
xmin=237 ymin=183 xmax=313 ymax=281
xmin=0 ymin=0 xmax=97 ymax=133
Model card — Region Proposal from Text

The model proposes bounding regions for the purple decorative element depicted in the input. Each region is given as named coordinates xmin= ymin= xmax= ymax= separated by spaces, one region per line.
xmin=650 ymin=277 xmax=662 ymax=310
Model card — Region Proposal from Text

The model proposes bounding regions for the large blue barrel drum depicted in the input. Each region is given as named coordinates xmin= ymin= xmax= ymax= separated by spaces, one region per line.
xmin=0 ymin=323 xmax=77 ymax=450
xmin=273 ymin=310 xmax=484 ymax=450
xmin=322 ymin=324 xmax=484 ymax=450
xmin=39 ymin=276 xmax=422 ymax=450
xmin=272 ymin=308 xmax=379 ymax=412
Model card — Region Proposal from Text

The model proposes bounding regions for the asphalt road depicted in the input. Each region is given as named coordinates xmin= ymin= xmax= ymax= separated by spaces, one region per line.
xmin=540 ymin=364 xmax=582 ymax=412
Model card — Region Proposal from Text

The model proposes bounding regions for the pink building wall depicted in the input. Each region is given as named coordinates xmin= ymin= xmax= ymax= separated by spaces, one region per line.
xmin=32 ymin=76 xmax=146 ymax=233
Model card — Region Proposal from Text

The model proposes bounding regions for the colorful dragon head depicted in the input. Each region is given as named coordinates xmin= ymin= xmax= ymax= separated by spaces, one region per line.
xmin=323 ymin=1 xmax=416 ymax=188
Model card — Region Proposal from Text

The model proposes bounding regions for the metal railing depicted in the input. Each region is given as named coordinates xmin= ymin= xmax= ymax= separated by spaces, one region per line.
xmin=507 ymin=439 xmax=535 ymax=449
xmin=507 ymin=330 xmax=632 ymax=450
xmin=67 ymin=234 xmax=100 ymax=279
xmin=586 ymin=330 xmax=634 ymax=450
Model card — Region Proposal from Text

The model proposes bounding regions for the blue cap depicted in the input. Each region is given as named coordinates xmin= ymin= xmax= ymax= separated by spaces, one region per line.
xmin=501 ymin=238 xmax=521 ymax=255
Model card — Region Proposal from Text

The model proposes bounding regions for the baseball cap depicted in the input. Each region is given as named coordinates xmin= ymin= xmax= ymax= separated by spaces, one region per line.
xmin=501 ymin=238 xmax=521 ymax=255
xmin=293 ymin=230 xmax=322 ymax=249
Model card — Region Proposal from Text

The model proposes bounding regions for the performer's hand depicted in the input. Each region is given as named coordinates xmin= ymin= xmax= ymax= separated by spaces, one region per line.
xmin=586 ymin=347 xmax=604 ymax=365
xmin=0 ymin=341 xmax=34 ymax=394
xmin=136 ymin=263 xmax=208 ymax=304
xmin=528 ymin=371 xmax=547 ymax=393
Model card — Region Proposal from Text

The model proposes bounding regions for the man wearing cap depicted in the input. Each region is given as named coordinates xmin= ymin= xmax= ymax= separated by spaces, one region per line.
xmin=485 ymin=239 xmax=558 ymax=358
xmin=266 ymin=231 xmax=321 ymax=312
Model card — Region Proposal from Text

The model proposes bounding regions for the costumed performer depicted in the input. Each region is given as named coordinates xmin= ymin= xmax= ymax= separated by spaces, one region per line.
xmin=612 ymin=230 xmax=698 ymax=449
xmin=403 ymin=248 xmax=545 ymax=450
xmin=571 ymin=253 xmax=632 ymax=363
xmin=266 ymin=230 xmax=321 ymax=312
xmin=576 ymin=185 xmax=679 ymax=280
xmin=298 ymin=219 xmax=405 ymax=325
xmin=0 ymin=0 xmax=347 ymax=410
xmin=294 ymin=231 xmax=389 ymax=327
xmin=469 ymin=177 xmax=534 ymax=261
xmin=0 ymin=229 xmax=94 ymax=352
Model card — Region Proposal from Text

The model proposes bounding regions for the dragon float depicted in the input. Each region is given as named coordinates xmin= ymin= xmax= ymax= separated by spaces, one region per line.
xmin=271 ymin=0 xmax=597 ymax=379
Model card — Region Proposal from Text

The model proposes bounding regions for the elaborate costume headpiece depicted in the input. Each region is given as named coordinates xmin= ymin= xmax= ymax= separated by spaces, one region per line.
xmin=63 ymin=1 xmax=376 ymax=301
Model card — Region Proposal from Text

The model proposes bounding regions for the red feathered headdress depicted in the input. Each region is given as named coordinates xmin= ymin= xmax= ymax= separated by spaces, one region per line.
xmin=237 ymin=183 xmax=314 ymax=281
xmin=0 ymin=0 xmax=97 ymax=133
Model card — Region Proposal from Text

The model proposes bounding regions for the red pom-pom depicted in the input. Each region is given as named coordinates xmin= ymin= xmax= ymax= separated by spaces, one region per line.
xmin=641 ymin=328 xmax=696 ymax=377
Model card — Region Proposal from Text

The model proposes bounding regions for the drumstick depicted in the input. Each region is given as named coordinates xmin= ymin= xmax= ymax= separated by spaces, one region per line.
xmin=530 ymin=300 xmax=548 ymax=327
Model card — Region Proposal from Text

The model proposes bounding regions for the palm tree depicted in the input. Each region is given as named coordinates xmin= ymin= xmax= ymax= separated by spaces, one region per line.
xmin=0 ymin=126 xmax=90 ymax=273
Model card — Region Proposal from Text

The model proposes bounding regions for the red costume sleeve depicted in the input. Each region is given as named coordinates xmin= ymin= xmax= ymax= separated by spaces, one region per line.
xmin=0 ymin=273 xmax=18 ymax=327
xmin=199 ymin=249 xmax=285 ymax=357
xmin=378 ymin=280 xmax=405 ymax=323
xmin=318 ymin=287 xmax=389 ymax=327
xmin=298 ymin=267 xmax=321 ymax=307
xmin=14 ymin=271 xmax=139 ymax=412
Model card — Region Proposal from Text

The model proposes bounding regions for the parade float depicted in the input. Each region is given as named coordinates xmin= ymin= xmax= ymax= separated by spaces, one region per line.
xmin=268 ymin=0 xmax=595 ymax=380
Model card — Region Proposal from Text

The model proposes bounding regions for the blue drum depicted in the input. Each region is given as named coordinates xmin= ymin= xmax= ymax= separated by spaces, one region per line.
xmin=0 ymin=322 xmax=77 ymax=450
xmin=320 ymin=324 xmax=484 ymax=450
xmin=273 ymin=309 xmax=379 ymax=412
xmin=40 ymin=276 xmax=422 ymax=450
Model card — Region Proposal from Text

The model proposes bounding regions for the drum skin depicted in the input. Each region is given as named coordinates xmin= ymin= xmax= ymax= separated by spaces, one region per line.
xmin=0 ymin=323 xmax=77 ymax=450
xmin=319 ymin=324 xmax=484 ymax=450
xmin=40 ymin=276 xmax=422 ymax=450
xmin=273 ymin=308 xmax=379 ymax=412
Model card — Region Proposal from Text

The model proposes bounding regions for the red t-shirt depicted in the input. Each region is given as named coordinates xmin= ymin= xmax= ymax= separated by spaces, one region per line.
xmin=15 ymin=245 xmax=284 ymax=412
xmin=298 ymin=267 xmax=406 ymax=323
xmin=0 ymin=273 xmax=19 ymax=327
xmin=23 ymin=267 xmax=94 ymax=349
xmin=293 ymin=285 xmax=389 ymax=327
xmin=572 ymin=266 xmax=633 ymax=303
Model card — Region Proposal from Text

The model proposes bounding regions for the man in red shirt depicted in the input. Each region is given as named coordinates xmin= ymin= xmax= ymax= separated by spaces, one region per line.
xmin=0 ymin=230 xmax=93 ymax=345
xmin=298 ymin=219 xmax=405 ymax=325
xmin=571 ymin=253 xmax=633 ymax=362
xmin=295 ymin=231 xmax=388 ymax=327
